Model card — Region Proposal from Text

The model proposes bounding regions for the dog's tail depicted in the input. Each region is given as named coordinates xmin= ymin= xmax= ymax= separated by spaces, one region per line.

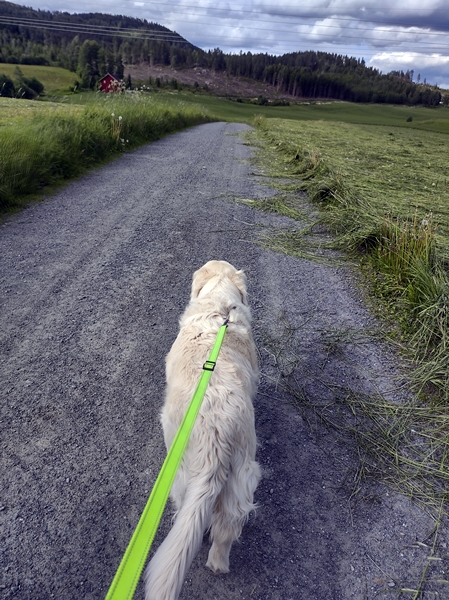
xmin=144 ymin=469 xmax=222 ymax=600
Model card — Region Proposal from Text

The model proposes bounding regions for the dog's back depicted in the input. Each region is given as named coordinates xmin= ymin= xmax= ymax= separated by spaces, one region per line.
xmin=145 ymin=261 xmax=260 ymax=600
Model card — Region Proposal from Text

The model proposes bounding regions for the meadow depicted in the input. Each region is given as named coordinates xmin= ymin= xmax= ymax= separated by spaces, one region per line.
xmin=178 ymin=92 xmax=449 ymax=132
xmin=0 ymin=63 xmax=76 ymax=95
xmin=250 ymin=117 xmax=449 ymax=251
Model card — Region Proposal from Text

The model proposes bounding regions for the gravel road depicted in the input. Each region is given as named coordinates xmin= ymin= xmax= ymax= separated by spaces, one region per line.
xmin=1 ymin=122 xmax=447 ymax=600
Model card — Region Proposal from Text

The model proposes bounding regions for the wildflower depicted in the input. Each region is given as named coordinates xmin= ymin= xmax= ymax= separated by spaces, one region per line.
xmin=118 ymin=116 xmax=123 ymax=121
xmin=111 ymin=112 xmax=115 ymax=117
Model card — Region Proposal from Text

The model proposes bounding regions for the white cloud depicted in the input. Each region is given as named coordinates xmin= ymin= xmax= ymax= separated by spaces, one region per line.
xmin=370 ymin=52 xmax=449 ymax=88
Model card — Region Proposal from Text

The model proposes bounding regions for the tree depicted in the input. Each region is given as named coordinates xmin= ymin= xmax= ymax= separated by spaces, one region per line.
xmin=77 ymin=40 xmax=101 ymax=88
xmin=115 ymin=54 xmax=124 ymax=79
xmin=212 ymin=48 xmax=225 ymax=72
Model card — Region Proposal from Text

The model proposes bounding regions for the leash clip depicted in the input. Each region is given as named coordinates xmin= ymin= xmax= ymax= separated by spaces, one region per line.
xmin=203 ymin=360 xmax=216 ymax=371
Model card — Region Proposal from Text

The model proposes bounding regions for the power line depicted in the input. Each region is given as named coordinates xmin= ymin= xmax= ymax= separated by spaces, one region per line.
xmin=3 ymin=6 xmax=449 ymax=61
xmin=2 ymin=14 xmax=449 ymax=52
xmin=0 ymin=15 xmax=187 ymax=42
xmin=5 ymin=0 xmax=449 ymax=37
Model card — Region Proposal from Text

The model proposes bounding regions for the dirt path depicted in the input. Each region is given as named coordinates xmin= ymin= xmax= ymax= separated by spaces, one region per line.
xmin=1 ymin=122 xmax=447 ymax=599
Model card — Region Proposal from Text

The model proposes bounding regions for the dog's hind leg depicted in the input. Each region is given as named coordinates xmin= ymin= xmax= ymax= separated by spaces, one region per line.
xmin=206 ymin=458 xmax=260 ymax=574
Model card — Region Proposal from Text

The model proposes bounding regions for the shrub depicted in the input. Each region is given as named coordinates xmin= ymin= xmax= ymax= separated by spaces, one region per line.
xmin=15 ymin=84 xmax=37 ymax=99
xmin=0 ymin=74 xmax=15 ymax=98
xmin=23 ymin=76 xmax=44 ymax=95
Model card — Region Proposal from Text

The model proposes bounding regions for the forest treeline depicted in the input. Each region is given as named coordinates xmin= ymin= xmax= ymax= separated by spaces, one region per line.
xmin=0 ymin=1 xmax=442 ymax=106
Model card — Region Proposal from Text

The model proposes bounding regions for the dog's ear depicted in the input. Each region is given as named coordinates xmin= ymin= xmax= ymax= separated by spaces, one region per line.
xmin=190 ymin=265 xmax=211 ymax=301
xmin=231 ymin=269 xmax=248 ymax=305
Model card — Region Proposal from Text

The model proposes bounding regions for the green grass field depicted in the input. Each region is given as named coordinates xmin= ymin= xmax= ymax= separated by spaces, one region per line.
xmin=62 ymin=86 xmax=449 ymax=133
xmin=253 ymin=117 xmax=449 ymax=250
xmin=176 ymin=92 xmax=449 ymax=132
xmin=0 ymin=96 xmax=84 ymax=124
xmin=0 ymin=63 xmax=76 ymax=95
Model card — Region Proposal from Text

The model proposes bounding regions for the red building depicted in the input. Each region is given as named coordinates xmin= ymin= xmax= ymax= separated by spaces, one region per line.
xmin=99 ymin=74 xmax=123 ymax=93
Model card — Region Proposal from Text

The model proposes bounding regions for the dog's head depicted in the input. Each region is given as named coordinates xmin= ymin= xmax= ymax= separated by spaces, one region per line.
xmin=190 ymin=260 xmax=248 ymax=305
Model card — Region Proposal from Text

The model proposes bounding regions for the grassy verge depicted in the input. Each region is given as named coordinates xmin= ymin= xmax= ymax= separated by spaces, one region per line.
xmin=251 ymin=116 xmax=449 ymax=402
xmin=0 ymin=93 xmax=213 ymax=214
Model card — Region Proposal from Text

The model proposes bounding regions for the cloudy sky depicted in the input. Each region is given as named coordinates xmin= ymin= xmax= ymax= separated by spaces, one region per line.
xmin=9 ymin=0 xmax=449 ymax=89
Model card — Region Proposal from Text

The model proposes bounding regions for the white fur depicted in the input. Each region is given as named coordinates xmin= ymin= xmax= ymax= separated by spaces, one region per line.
xmin=145 ymin=260 xmax=261 ymax=600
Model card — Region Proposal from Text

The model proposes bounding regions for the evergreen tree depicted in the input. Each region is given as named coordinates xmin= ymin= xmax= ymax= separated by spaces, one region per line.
xmin=77 ymin=40 xmax=101 ymax=88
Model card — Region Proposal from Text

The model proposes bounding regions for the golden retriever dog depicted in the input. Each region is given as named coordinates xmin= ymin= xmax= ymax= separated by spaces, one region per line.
xmin=145 ymin=260 xmax=261 ymax=600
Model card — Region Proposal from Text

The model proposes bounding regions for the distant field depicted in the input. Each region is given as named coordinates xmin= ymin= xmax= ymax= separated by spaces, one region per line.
xmin=0 ymin=63 xmax=75 ymax=95
xmin=1 ymin=63 xmax=448 ymax=134
xmin=175 ymin=92 xmax=449 ymax=133
xmin=61 ymin=88 xmax=449 ymax=134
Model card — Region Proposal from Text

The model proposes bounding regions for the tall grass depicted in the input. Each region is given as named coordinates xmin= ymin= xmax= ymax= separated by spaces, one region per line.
xmin=252 ymin=116 xmax=449 ymax=401
xmin=0 ymin=94 xmax=213 ymax=213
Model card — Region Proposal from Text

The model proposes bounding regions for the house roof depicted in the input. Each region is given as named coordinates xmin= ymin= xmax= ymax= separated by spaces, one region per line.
xmin=99 ymin=73 xmax=118 ymax=82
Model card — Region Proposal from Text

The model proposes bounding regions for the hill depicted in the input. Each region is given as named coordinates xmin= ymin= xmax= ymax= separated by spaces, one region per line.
xmin=0 ymin=0 xmax=195 ymax=88
xmin=0 ymin=1 xmax=442 ymax=106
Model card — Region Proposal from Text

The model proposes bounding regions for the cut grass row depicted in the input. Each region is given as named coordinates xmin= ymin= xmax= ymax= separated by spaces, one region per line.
xmin=0 ymin=94 xmax=213 ymax=213
xmin=250 ymin=116 xmax=449 ymax=402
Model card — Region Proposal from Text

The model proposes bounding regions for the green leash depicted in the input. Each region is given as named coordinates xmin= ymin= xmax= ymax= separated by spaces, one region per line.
xmin=105 ymin=319 xmax=229 ymax=600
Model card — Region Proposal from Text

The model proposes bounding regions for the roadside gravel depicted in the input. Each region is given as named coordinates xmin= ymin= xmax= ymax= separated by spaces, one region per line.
xmin=1 ymin=122 xmax=447 ymax=600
